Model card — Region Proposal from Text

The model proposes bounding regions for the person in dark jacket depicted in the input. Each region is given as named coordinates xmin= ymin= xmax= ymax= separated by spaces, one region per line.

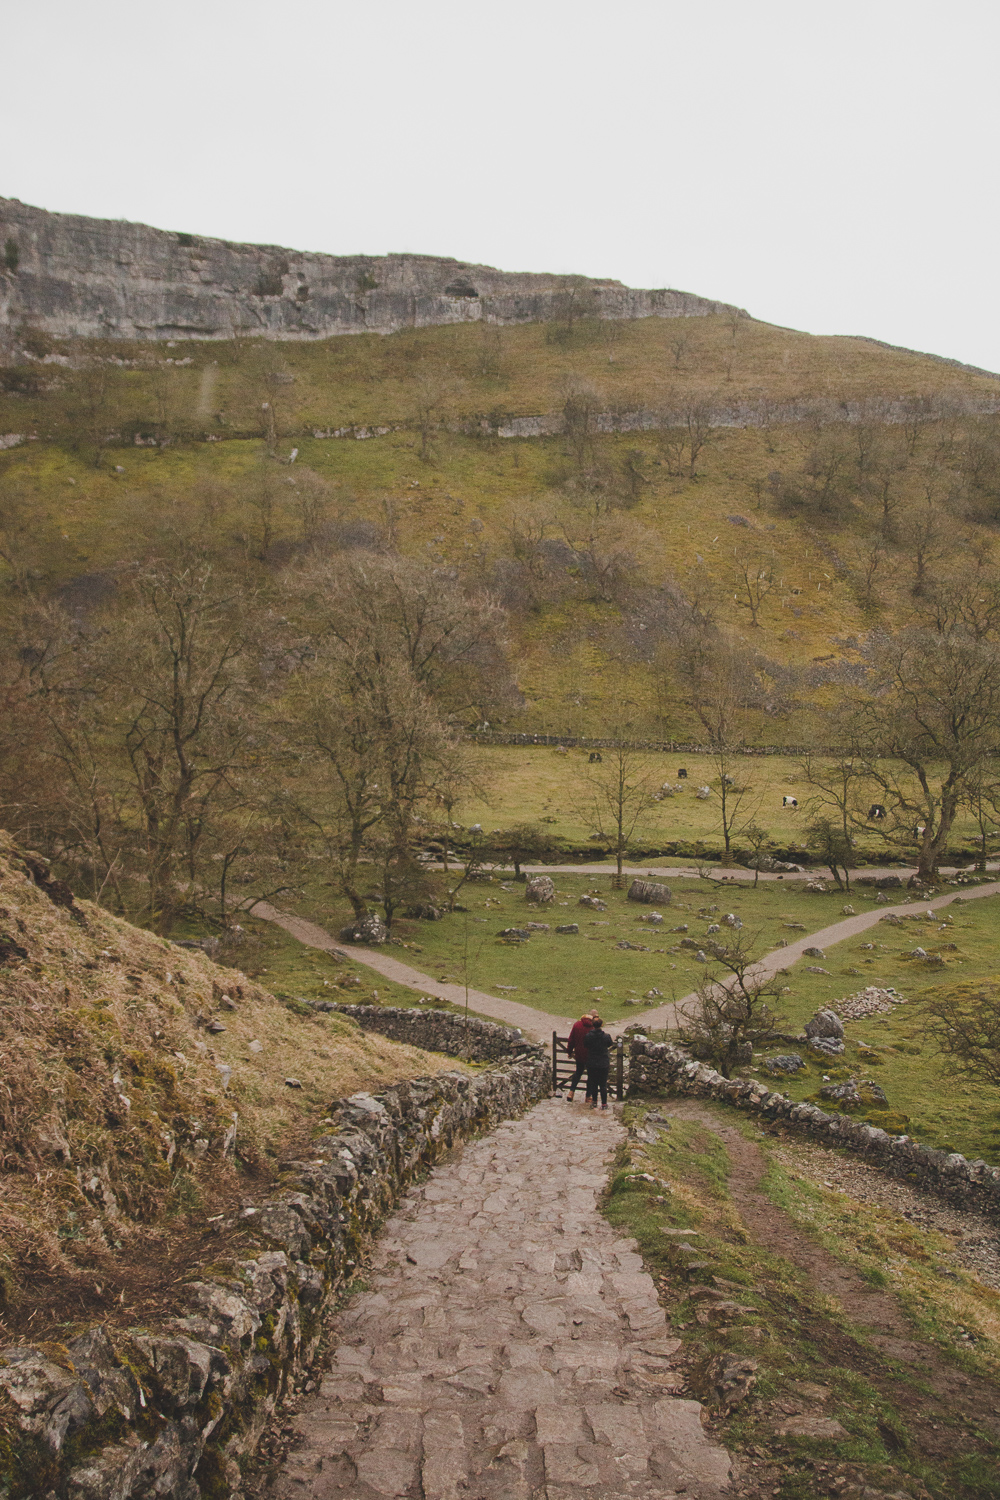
xmin=564 ymin=1012 xmax=597 ymax=1101
xmin=584 ymin=1016 xmax=612 ymax=1110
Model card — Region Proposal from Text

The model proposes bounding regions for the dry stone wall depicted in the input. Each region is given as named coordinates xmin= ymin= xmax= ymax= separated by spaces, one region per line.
xmin=329 ymin=1002 xmax=528 ymax=1061
xmin=0 ymin=1018 xmax=549 ymax=1500
xmin=629 ymin=1038 xmax=1000 ymax=1223
xmin=0 ymin=196 xmax=736 ymax=344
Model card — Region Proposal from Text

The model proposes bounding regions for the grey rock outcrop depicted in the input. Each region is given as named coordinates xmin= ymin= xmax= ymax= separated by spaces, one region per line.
xmin=804 ymin=1007 xmax=844 ymax=1041
xmin=338 ymin=913 xmax=388 ymax=945
xmin=627 ymin=879 xmax=672 ymax=905
xmin=525 ymin=875 xmax=555 ymax=904
xmin=0 ymin=196 xmax=740 ymax=344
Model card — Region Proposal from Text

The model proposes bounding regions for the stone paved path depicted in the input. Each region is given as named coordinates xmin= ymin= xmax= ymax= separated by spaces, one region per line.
xmin=270 ymin=1099 xmax=733 ymax=1500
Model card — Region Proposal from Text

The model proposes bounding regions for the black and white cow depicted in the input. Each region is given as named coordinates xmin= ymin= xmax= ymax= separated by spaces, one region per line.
xmin=782 ymin=796 xmax=798 ymax=808
xmin=868 ymin=804 xmax=887 ymax=820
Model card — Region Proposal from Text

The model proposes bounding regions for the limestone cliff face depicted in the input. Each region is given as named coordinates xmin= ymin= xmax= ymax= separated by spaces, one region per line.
xmin=0 ymin=196 xmax=739 ymax=342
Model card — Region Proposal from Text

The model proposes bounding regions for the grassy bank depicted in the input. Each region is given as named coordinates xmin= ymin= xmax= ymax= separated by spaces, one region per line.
xmin=604 ymin=1100 xmax=1000 ymax=1499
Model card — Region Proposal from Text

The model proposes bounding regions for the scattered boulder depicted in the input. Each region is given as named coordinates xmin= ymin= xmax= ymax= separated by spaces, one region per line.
xmin=497 ymin=928 xmax=531 ymax=941
xmin=555 ymin=923 xmax=579 ymax=935
xmin=640 ymin=911 xmax=665 ymax=924
xmin=408 ymin=902 xmax=443 ymax=920
xmin=764 ymin=1054 xmax=805 ymax=1075
xmin=524 ymin=922 xmax=550 ymax=932
xmin=810 ymin=1036 xmax=845 ymax=1057
xmin=876 ymin=874 xmax=904 ymax=889
xmin=819 ymin=1077 xmax=889 ymax=1111
xmin=338 ymin=913 xmax=388 ymax=945
xmin=804 ymin=1008 xmax=844 ymax=1041
xmin=627 ymin=879 xmax=672 ymax=905
xmin=803 ymin=880 xmax=827 ymax=893
xmin=525 ymin=875 xmax=555 ymax=904
xmin=803 ymin=945 xmax=825 ymax=958
xmin=805 ymin=965 xmax=830 ymax=975
xmin=579 ymin=894 xmax=607 ymax=911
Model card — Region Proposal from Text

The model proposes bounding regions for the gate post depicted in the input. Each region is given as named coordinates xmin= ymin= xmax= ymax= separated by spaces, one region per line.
xmin=552 ymin=1032 xmax=558 ymax=1092
xmin=616 ymin=1038 xmax=624 ymax=1101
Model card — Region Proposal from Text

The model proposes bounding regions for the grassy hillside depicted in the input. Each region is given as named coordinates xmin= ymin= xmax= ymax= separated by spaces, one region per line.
xmin=0 ymin=830 xmax=466 ymax=1342
xmin=4 ymin=313 xmax=1000 ymax=737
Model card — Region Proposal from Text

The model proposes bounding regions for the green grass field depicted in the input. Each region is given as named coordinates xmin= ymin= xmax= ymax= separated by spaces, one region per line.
xmin=267 ymin=869 xmax=1000 ymax=1160
xmin=464 ymin=745 xmax=996 ymax=857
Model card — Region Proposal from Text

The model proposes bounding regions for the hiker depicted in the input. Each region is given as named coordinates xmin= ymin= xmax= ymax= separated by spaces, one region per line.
xmin=564 ymin=1011 xmax=597 ymax=1101
xmin=584 ymin=1016 xmax=613 ymax=1110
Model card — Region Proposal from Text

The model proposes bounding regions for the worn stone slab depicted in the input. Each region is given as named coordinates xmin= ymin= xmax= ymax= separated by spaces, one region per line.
xmin=270 ymin=1099 xmax=733 ymax=1499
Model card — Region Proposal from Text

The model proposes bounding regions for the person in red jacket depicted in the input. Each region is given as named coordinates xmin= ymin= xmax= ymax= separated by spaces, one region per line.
xmin=564 ymin=1012 xmax=598 ymax=1101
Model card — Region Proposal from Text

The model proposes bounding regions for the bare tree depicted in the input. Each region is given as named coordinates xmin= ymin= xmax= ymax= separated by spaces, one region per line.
xmin=668 ymin=328 xmax=690 ymax=368
xmin=850 ymin=628 xmax=1000 ymax=881
xmin=806 ymin=816 xmax=853 ymax=890
xmin=961 ymin=761 xmax=1000 ymax=872
xmin=739 ymin=820 xmax=771 ymax=885
xmin=710 ymin=746 xmax=760 ymax=860
xmin=900 ymin=493 xmax=952 ymax=597
xmin=64 ymin=344 xmax=128 ymax=468
xmin=575 ymin=709 xmax=658 ymax=887
xmin=731 ymin=543 xmax=775 ymax=626
xmin=924 ymin=982 xmax=1000 ymax=1092
xmin=411 ymin=370 xmax=459 ymax=463
xmin=292 ymin=551 xmax=513 ymax=723
xmin=658 ymin=398 xmax=716 ymax=480
xmin=677 ymin=928 xmax=785 ymax=1078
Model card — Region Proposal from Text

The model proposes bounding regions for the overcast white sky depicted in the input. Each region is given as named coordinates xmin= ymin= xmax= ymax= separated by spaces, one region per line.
xmin=3 ymin=0 xmax=998 ymax=369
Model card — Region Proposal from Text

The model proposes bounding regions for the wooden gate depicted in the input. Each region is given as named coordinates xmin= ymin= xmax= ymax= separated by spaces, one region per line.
xmin=552 ymin=1033 xmax=624 ymax=1101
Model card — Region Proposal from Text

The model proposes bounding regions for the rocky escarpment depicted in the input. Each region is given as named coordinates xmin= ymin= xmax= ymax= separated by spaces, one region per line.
xmin=0 ymin=196 xmax=739 ymax=343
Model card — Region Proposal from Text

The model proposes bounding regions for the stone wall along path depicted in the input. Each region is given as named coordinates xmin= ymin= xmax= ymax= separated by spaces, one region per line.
xmin=270 ymin=1098 xmax=733 ymax=1500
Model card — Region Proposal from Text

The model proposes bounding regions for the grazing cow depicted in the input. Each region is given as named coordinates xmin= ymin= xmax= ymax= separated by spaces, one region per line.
xmin=912 ymin=824 xmax=926 ymax=838
xmin=677 ymin=768 xmax=688 ymax=779
xmin=868 ymin=804 xmax=887 ymax=820
xmin=588 ymin=752 xmax=603 ymax=763
xmin=782 ymin=796 xmax=798 ymax=808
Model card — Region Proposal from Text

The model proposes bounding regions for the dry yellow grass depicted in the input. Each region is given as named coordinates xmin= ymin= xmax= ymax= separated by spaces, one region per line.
xmin=0 ymin=830 xmax=465 ymax=1325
